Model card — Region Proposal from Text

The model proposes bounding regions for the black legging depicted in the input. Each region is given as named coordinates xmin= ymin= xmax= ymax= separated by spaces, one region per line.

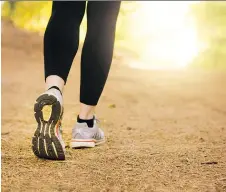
xmin=44 ymin=1 xmax=121 ymax=106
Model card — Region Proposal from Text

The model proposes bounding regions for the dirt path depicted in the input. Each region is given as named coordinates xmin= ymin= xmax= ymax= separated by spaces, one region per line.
xmin=2 ymin=20 xmax=226 ymax=192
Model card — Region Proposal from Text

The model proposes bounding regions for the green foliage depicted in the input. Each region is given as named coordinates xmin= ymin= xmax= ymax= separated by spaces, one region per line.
xmin=1 ymin=1 xmax=138 ymax=49
xmin=2 ymin=1 xmax=52 ymax=32
xmin=190 ymin=2 xmax=226 ymax=69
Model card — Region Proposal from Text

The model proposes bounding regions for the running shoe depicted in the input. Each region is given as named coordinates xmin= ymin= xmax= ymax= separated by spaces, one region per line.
xmin=32 ymin=88 xmax=65 ymax=160
xmin=71 ymin=118 xmax=105 ymax=148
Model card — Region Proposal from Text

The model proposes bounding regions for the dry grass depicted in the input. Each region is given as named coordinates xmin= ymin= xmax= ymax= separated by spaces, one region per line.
xmin=1 ymin=20 xmax=226 ymax=192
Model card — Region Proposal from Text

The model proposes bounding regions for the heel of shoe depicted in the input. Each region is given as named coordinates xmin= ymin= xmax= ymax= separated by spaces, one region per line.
xmin=32 ymin=94 xmax=65 ymax=160
xmin=71 ymin=140 xmax=95 ymax=148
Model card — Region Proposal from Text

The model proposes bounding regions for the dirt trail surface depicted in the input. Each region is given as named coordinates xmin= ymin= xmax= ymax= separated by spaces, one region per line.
xmin=2 ymin=20 xmax=226 ymax=192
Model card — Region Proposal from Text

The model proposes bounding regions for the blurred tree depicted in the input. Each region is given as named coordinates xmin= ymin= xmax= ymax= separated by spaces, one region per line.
xmin=9 ymin=0 xmax=16 ymax=20
xmin=2 ymin=1 xmax=52 ymax=32
xmin=1 ymin=1 xmax=138 ymax=50
xmin=191 ymin=2 xmax=226 ymax=69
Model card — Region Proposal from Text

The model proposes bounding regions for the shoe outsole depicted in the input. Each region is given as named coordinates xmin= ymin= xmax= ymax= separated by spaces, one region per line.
xmin=32 ymin=94 xmax=65 ymax=161
xmin=71 ymin=139 xmax=106 ymax=149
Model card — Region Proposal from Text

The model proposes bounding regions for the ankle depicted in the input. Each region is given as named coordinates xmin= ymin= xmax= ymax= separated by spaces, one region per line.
xmin=79 ymin=103 xmax=95 ymax=120
xmin=45 ymin=75 xmax=65 ymax=92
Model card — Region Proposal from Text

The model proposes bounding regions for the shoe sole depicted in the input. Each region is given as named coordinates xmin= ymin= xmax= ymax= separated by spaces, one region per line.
xmin=32 ymin=94 xmax=65 ymax=160
xmin=71 ymin=139 xmax=105 ymax=148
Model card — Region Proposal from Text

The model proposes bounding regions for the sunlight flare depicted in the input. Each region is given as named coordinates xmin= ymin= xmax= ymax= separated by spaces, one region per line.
xmin=129 ymin=1 xmax=200 ymax=70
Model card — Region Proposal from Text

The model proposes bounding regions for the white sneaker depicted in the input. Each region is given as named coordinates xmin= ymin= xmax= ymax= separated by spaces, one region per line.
xmin=32 ymin=88 xmax=66 ymax=160
xmin=71 ymin=118 xmax=105 ymax=148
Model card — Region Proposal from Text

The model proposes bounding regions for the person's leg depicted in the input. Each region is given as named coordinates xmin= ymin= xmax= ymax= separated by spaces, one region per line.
xmin=32 ymin=1 xmax=86 ymax=160
xmin=71 ymin=1 xmax=121 ymax=148
xmin=79 ymin=1 xmax=121 ymax=120
xmin=44 ymin=1 xmax=86 ymax=93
